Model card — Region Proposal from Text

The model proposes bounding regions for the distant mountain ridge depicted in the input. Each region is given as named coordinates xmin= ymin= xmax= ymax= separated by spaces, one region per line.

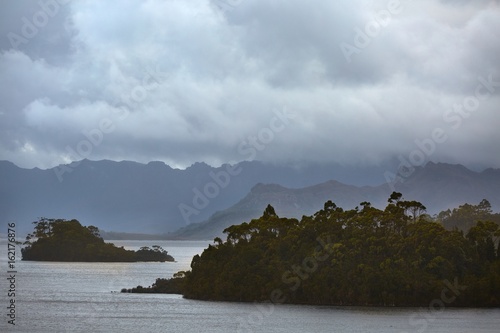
xmin=2 ymin=159 xmax=499 ymax=238
xmin=0 ymin=159 xmax=396 ymax=235
xmin=170 ymin=162 xmax=500 ymax=240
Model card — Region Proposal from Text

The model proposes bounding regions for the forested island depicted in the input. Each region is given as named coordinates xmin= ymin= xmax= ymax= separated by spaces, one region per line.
xmin=124 ymin=193 xmax=500 ymax=307
xmin=22 ymin=218 xmax=174 ymax=262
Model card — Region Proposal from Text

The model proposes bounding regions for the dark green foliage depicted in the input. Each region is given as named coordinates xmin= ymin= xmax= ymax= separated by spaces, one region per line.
xmin=438 ymin=199 xmax=500 ymax=232
xmin=172 ymin=193 xmax=500 ymax=306
xmin=22 ymin=218 xmax=174 ymax=262
xmin=135 ymin=245 xmax=175 ymax=262
xmin=130 ymin=193 xmax=500 ymax=306
xmin=122 ymin=272 xmax=187 ymax=294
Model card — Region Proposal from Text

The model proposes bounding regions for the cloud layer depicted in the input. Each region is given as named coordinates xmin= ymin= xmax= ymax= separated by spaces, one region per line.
xmin=1 ymin=0 xmax=499 ymax=170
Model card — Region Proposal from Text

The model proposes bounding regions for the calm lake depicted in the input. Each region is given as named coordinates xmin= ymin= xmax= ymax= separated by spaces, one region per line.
xmin=0 ymin=240 xmax=498 ymax=333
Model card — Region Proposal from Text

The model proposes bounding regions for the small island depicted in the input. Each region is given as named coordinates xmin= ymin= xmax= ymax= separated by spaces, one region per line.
xmin=22 ymin=218 xmax=175 ymax=262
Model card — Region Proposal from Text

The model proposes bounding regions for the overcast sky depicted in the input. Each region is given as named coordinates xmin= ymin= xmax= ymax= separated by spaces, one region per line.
xmin=1 ymin=0 xmax=499 ymax=170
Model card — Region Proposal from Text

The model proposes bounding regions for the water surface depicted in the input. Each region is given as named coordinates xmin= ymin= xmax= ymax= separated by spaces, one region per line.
xmin=0 ymin=240 xmax=498 ymax=332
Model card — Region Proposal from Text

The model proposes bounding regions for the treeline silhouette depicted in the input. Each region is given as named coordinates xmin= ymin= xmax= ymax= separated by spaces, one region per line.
xmin=125 ymin=193 xmax=499 ymax=307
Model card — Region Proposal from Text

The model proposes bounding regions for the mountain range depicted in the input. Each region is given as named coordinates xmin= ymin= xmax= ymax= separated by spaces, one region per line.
xmin=171 ymin=162 xmax=500 ymax=239
xmin=0 ymin=158 xmax=396 ymax=236
xmin=1 ymin=159 xmax=499 ymax=239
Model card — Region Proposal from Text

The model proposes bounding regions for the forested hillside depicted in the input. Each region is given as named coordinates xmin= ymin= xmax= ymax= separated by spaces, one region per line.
xmin=127 ymin=193 xmax=500 ymax=307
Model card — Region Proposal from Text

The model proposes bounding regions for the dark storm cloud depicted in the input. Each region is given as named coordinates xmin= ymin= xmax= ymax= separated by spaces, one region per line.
xmin=0 ymin=0 xmax=499 ymax=169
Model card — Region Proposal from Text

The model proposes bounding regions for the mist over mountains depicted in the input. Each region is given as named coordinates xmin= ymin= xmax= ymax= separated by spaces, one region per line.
xmin=1 ymin=159 xmax=499 ymax=238
xmin=172 ymin=162 xmax=500 ymax=239
xmin=0 ymin=159 xmax=395 ymax=235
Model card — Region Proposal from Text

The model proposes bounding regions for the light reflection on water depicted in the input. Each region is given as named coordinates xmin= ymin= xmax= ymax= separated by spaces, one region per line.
xmin=0 ymin=240 xmax=498 ymax=333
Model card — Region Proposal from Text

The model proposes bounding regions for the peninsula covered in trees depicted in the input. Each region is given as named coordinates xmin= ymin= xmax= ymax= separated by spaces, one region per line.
xmin=22 ymin=218 xmax=174 ymax=262
xmin=125 ymin=193 xmax=500 ymax=307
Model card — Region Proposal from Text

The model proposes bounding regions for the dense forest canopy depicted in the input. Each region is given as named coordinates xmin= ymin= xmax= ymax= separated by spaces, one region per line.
xmin=22 ymin=218 xmax=174 ymax=262
xmin=438 ymin=199 xmax=500 ymax=232
xmin=126 ymin=193 xmax=500 ymax=307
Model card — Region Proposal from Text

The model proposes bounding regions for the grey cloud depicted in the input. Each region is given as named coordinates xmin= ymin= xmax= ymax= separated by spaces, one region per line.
xmin=0 ymin=0 xmax=499 ymax=170
xmin=0 ymin=0 xmax=76 ymax=64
